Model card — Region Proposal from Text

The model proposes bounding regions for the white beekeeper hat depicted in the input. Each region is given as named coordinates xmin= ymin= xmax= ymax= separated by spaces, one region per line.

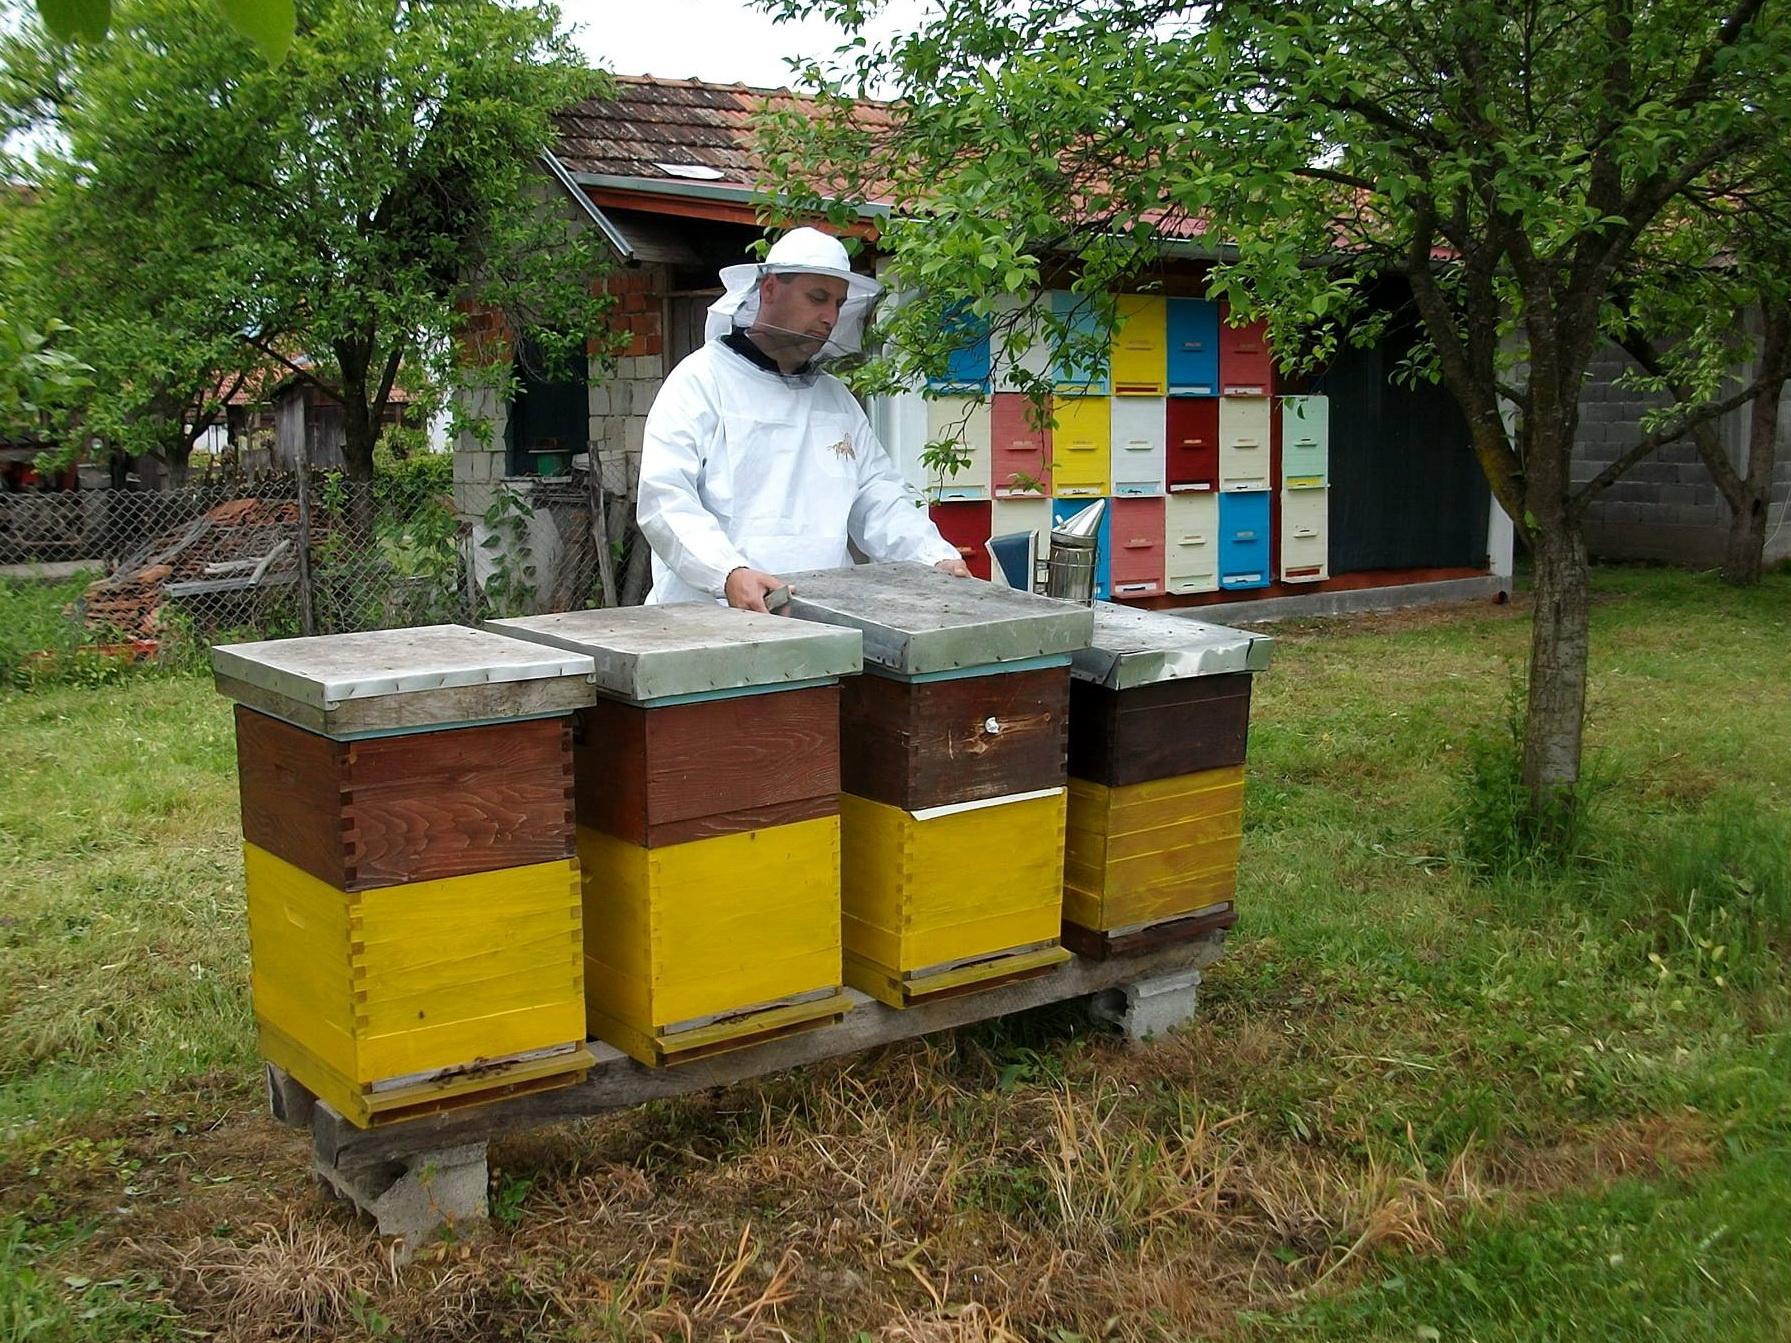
xmin=707 ymin=227 xmax=884 ymax=368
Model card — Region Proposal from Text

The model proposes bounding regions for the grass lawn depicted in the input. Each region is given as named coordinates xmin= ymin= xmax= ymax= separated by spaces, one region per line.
xmin=1 ymin=564 xmax=1787 ymax=1341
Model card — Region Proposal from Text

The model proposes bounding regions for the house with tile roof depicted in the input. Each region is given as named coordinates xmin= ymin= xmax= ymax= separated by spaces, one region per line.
xmin=459 ymin=75 xmax=1525 ymax=615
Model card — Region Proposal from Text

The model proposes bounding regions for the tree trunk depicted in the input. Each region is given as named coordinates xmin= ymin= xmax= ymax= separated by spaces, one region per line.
xmin=1521 ymin=522 xmax=1592 ymax=819
xmin=1720 ymin=318 xmax=1786 ymax=586
xmin=158 ymin=437 xmax=193 ymax=489
xmin=1721 ymin=485 xmax=1771 ymax=586
xmin=333 ymin=339 xmax=379 ymax=541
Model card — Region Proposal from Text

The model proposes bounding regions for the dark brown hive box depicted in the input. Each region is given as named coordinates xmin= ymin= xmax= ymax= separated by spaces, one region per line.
xmin=575 ymin=686 xmax=842 ymax=846
xmin=1066 ymin=606 xmax=1273 ymax=787
xmin=1068 ymin=672 xmax=1253 ymax=787
xmin=485 ymin=605 xmax=862 ymax=847
xmin=840 ymin=665 xmax=1070 ymax=811
xmin=784 ymin=562 xmax=1095 ymax=811
xmin=214 ymin=625 xmax=598 ymax=892
xmin=234 ymin=706 xmax=575 ymax=891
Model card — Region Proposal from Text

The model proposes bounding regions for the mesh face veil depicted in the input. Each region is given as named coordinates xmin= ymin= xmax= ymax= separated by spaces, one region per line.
xmin=706 ymin=228 xmax=884 ymax=382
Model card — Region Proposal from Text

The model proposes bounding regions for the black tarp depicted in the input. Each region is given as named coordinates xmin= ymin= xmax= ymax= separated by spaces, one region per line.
xmin=1309 ymin=296 xmax=1491 ymax=573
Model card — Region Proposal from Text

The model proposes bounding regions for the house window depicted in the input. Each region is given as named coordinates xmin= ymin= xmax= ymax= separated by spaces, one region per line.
xmin=505 ymin=336 xmax=589 ymax=477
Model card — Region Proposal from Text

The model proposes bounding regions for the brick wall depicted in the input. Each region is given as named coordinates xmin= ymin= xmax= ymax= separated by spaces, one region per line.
xmin=1573 ymin=340 xmax=1791 ymax=566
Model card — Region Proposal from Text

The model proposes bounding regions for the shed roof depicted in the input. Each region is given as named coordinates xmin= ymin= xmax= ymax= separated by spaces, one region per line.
xmin=552 ymin=74 xmax=892 ymax=200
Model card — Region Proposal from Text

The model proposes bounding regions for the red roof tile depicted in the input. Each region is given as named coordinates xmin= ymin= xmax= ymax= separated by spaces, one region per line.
xmin=552 ymin=74 xmax=892 ymax=197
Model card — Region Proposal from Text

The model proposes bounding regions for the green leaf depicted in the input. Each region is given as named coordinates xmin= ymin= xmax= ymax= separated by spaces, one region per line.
xmin=217 ymin=0 xmax=295 ymax=64
xmin=36 ymin=0 xmax=111 ymax=44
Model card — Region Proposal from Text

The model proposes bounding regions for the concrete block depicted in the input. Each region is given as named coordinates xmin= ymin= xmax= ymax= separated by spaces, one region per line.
xmin=588 ymin=384 xmax=612 ymax=416
xmin=264 ymin=1064 xmax=316 ymax=1129
xmin=455 ymin=482 xmax=497 ymax=520
xmin=316 ymin=1134 xmax=489 ymax=1260
xmin=637 ymin=355 xmax=664 ymax=380
xmin=625 ymin=417 xmax=647 ymax=453
xmin=631 ymin=379 xmax=661 ymax=416
xmin=1677 ymin=504 xmax=1720 ymax=527
xmin=1629 ymin=461 xmax=1678 ymax=485
xmin=1603 ymin=481 xmax=1653 ymax=505
xmin=1089 ymin=968 xmax=1202 ymax=1042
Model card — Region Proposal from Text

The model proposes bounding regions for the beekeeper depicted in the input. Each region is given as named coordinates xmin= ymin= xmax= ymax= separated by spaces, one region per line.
xmin=636 ymin=227 xmax=970 ymax=610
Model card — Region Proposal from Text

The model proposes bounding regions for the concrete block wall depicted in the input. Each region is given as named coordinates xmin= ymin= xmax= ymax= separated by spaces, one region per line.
xmin=1573 ymin=339 xmax=1791 ymax=567
xmin=452 ymin=263 xmax=670 ymax=519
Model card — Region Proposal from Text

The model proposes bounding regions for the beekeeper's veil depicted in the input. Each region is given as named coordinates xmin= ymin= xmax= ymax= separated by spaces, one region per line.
xmin=707 ymin=227 xmax=883 ymax=378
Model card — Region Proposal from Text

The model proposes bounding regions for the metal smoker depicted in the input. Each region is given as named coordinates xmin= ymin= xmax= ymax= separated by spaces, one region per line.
xmin=1044 ymin=499 xmax=1105 ymax=604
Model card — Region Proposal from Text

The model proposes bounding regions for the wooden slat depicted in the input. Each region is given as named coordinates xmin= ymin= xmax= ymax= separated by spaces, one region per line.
xmin=840 ymin=668 xmax=1069 ymax=811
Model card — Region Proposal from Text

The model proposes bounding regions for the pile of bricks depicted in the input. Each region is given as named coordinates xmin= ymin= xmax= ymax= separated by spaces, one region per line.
xmin=81 ymin=498 xmax=308 ymax=637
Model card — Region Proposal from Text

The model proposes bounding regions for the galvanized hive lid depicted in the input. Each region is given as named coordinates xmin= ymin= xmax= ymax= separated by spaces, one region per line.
xmin=782 ymin=562 xmax=1094 ymax=677
xmin=484 ymin=604 xmax=862 ymax=704
xmin=1070 ymin=604 xmax=1273 ymax=689
xmin=212 ymin=623 xmax=598 ymax=736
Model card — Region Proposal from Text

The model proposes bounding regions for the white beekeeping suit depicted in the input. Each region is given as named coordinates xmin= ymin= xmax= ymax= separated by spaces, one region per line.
xmin=636 ymin=228 xmax=961 ymax=606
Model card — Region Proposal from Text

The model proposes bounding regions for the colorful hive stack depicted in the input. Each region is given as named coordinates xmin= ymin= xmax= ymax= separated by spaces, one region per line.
xmin=486 ymin=606 xmax=862 ymax=1066
xmin=212 ymin=625 xmax=600 ymax=1127
xmin=784 ymin=563 xmax=1094 ymax=1006
xmin=1059 ymin=606 xmax=1273 ymax=957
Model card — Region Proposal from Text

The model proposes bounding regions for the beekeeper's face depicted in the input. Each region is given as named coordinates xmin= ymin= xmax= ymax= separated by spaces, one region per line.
xmin=755 ymin=272 xmax=849 ymax=361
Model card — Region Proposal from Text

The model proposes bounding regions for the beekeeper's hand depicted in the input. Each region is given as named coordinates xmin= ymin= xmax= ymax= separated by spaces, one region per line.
xmin=725 ymin=566 xmax=788 ymax=613
xmin=934 ymin=557 xmax=973 ymax=578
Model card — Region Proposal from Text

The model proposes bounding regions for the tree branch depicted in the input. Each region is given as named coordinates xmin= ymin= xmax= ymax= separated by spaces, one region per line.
xmin=240 ymin=337 xmax=344 ymax=404
xmin=1571 ymin=364 xmax=1779 ymax=513
xmin=1616 ymin=332 xmax=1745 ymax=500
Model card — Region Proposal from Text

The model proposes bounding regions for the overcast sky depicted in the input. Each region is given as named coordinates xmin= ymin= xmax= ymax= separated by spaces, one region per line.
xmin=559 ymin=0 xmax=930 ymax=89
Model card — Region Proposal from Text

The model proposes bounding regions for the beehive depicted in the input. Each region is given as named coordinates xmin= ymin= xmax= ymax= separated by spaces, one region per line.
xmin=213 ymin=625 xmax=599 ymax=1126
xmin=486 ymin=606 xmax=862 ymax=1065
xmin=786 ymin=563 xmax=1093 ymax=1006
xmin=1062 ymin=606 xmax=1272 ymax=957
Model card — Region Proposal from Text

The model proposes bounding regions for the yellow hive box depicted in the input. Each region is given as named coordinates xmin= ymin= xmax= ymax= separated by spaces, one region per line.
xmin=577 ymin=817 xmax=850 ymax=1066
xmin=840 ymin=789 xmax=1070 ymax=1007
xmin=244 ymin=845 xmax=591 ymax=1128
xmin=1063 ymin=765 xmax=1244 ymax=933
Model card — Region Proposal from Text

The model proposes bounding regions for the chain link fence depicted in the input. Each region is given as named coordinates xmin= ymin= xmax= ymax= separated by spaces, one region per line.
xmin=1 ymin=465 xmax=649 ymax=668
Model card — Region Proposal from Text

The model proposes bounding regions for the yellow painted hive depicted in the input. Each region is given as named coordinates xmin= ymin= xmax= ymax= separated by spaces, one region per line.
xmin=244 ymin=845 xmax=590 ymax=1127
xmin=1063 ymin=607 xmax=1271 ymax=954
xmin=483 ymin=606 xmax=866 ymax=1067
xmin=213 ymin=626 xmax=602 ymax=1128
xmin=576 ymin=817 xmax=850 ymax=1065
xmin=840 ymin=789 xmax=1072 ymax=1007
xmin=1063 ymin=766 xmax=1243 ymax=933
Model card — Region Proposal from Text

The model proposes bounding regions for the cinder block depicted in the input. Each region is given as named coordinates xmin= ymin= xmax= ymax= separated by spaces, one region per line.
xmin=588 ymin=384 xmax=612 ymax=416
xmin=1088 ymin=967 xmax=1202 ymax=1041
xmin=625 ymin=417 xmax=647 ymax=453
xmin=630 ymin=379 xmax=660 ymax=416
xmin=1678 ymin=504 xmax=1720 ymax=527
xmin=637 ymin=355 xmax=664 ymax=380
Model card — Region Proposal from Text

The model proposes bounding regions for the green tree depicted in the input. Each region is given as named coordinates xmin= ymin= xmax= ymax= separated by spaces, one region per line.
xmin=36 ymin=0 xmax=295 ymax=63
xmin=0 ymin=313 xmax=91 ymax=445
xmin=760 ymin=0 xmax=1791 ymax=825
xmin=4 ymin=0 xmax=616 ymax=495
